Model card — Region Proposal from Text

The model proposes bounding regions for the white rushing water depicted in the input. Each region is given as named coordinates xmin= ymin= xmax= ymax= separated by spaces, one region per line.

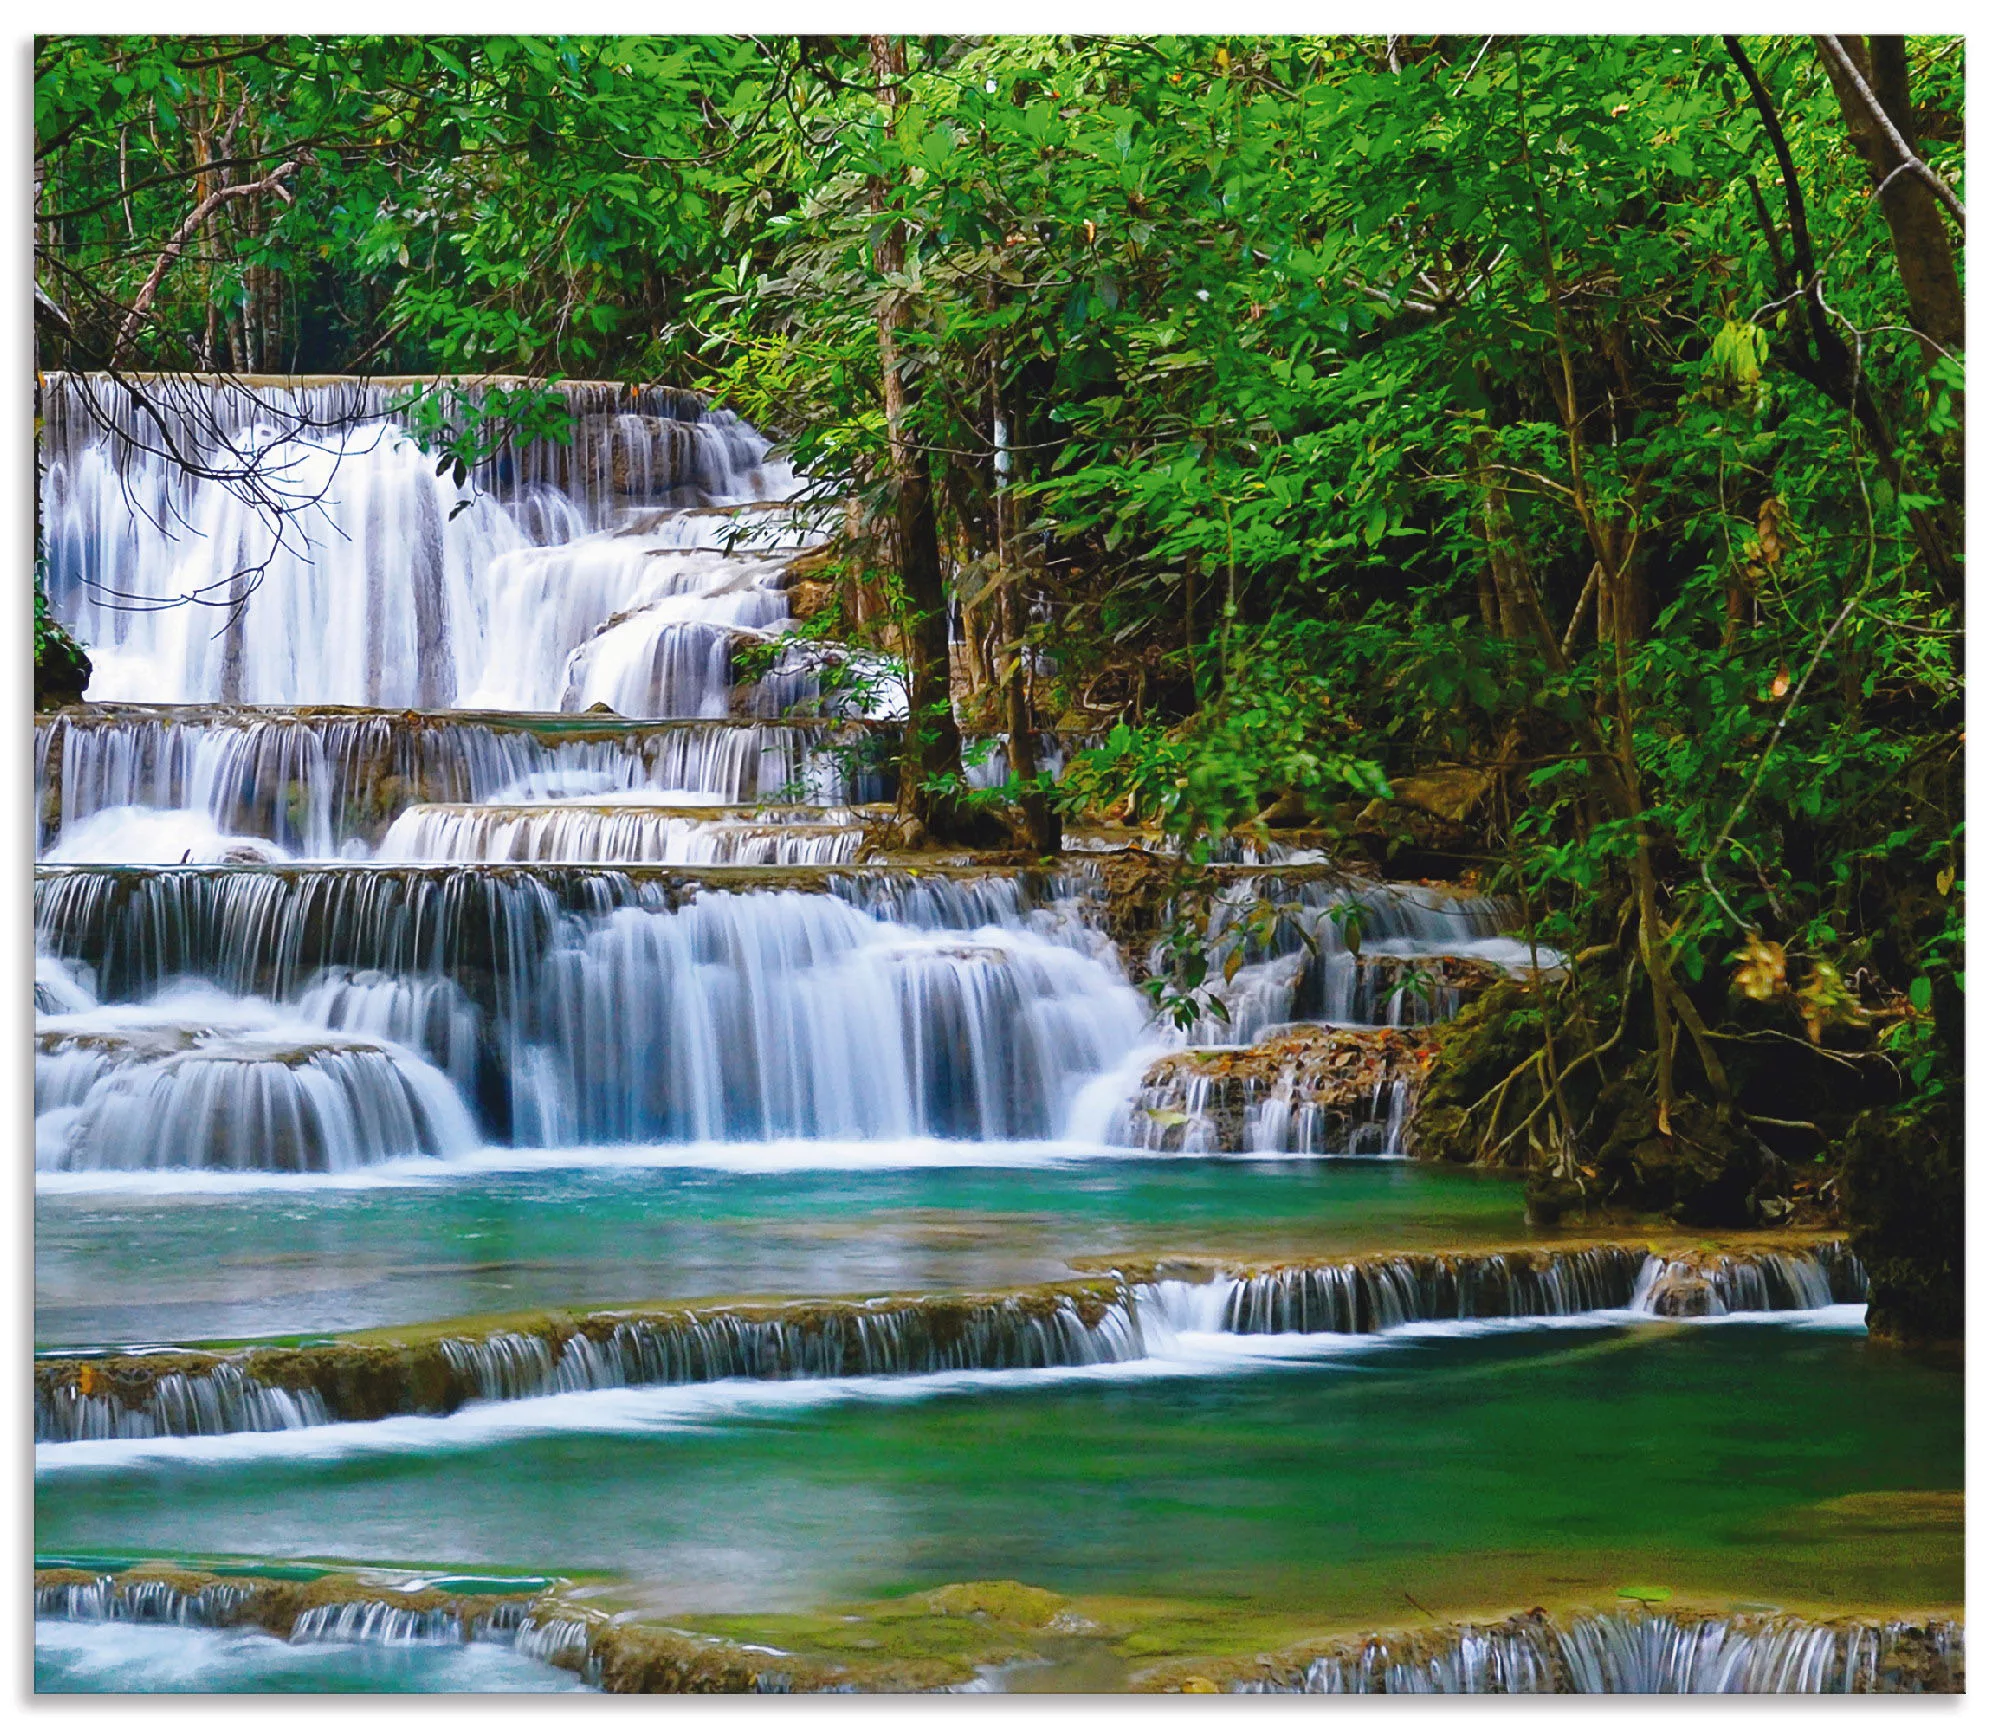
xmin=40 ymin=374 xmax=810 ymax=712
xmin=35 ymin=985 xmax=480 ymax=1174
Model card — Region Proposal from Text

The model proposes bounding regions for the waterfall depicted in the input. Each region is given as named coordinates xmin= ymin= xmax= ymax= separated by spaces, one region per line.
xmin=39 ymin=373 xmax=806 ymax=711
xmin=1217 ymin=1248 xmax=1651 ymax=1332
xmin=36 ymin=1577 xmax=254 ymax=1628
xmin=1628 ymin=1242 xmax=1868 ymax=1315
xmin=289 ymin=1604 xmax=467 ymax=1647
xmin=377 ymin=804 xmax=871 ymax=866
xmin=35 ymin=986 xmax=478 ymax=1172
xmin=1224 ymin=1610 xmax=1963 ymax=1694
xmin=34 ymin=867 xmax=1138 ymax=1156
xmin=37 ymin=1361 xmax=332 ymax=1442
xmin=36 ymin=709 xmax=904 ymax=857
xmin=532 ymin=895 xmax=1147 ymax=1143
xmin=35 ymin=1568 xmax=553 ymax=1653
xmin=1173 ymin=877 xmax=1537 ymax=1046
xmin=36 ymin=1282 xmax=1148 ymax=1434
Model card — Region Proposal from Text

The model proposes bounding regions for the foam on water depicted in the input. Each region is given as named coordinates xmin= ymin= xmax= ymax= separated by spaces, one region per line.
xmin=33 ymin=1617 xmax=584 ymax=1693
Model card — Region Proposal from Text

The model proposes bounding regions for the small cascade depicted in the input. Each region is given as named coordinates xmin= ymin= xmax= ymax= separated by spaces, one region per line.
xmin=34 ymin=1568 xmax=558 ymax=1654
xmin=1217 ymin=1247 xmax=1649 ymax=1334
xmin=35 ymin=989 xmax=478 ymax=1172
xmin=37 ymin=1362 xmax=332 ymax=1442
xmin=513 ymin=1615 xmax=597 ymax=1670
xmin=1115 ymin=1063 xmax=1412 ymax=1157
xmin=436 ymin=1295 xmax=1144 ymax=1403
xmin=35 ymin=1577 xmax=253 ymax=1628
xmin=1213 ymin=1241 xmax=1867 ymax=1335
xmin=378 ymin=803 xmax=872 ymax=866
xmin=289 ymin=1603 xmax=465 ymax=1647
xmin=1629 ymin=1241 xmax=1868 ymax=1315
xmin=1224 ymin=1609 xmax=1964 ymax=1694
xmin=1175 ymin=877 xmax=1536 ymax=1047
xmin=960 ymin=731 xmax=1088 ymax=791
xmin=1106 ymin=1026 xmax=1428 ymax=1157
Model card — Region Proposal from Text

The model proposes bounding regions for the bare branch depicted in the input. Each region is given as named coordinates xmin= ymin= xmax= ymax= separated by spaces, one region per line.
xmin=110 ymin=160 xmax=299 ymax=367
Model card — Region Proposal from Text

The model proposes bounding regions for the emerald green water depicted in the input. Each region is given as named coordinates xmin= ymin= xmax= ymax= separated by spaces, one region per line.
xmin=36 ymin=1321 xmax=1961 ymax=1626
xmin=35 ymin=1156 xmax=1527 ymax=1344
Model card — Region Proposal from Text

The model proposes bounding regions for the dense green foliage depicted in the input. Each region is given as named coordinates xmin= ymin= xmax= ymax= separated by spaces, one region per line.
xmin=36 ymin=34 xmax=1963 ymax=1330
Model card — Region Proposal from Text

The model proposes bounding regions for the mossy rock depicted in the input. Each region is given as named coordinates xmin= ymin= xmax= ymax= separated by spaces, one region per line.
xmin=34 ymin=611 xmax=91 ymax=710
xmin=1402 ymin=980 xmax=1542 ymax=1164
xmin=922 ymin=1580 xmax=1069 ymax=1627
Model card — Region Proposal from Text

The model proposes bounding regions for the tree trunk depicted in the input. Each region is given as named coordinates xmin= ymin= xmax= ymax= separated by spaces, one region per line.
xmin=868 ymin=33 xmax=992 ymax=845
xmin=996 ymin=438 xmax=1060 ymax=854
xmin=1815 ymin=35 xmax=1964 ymax=358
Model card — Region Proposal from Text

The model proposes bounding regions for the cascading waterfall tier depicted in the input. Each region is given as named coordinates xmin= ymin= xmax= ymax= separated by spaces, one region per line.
xmin=35 ymin=867 xmax=1131 ymax=1151
xmin=34 ymin=1241 xmax=1864 ymax=1440
xmin=1204 ymin=1608 xmax=1962 ymax=1695
xmin=34 ymin=863 xmax=1098 ymax=1007
xmin=32 ymin=1567 xmax=1958 ymax=1695
xmin=1176 ymin=875 xmax=1544 ymax=1046
xmin=39 ymin=373 xmax=809 ymax=710
xmin=34 ymin=1279 xmax=1145 ymax=1437
xmin=1206 ymin=1239 xmax=1866 ymax=1334
xmin=34 ymin=707 xmax=921 ymax=857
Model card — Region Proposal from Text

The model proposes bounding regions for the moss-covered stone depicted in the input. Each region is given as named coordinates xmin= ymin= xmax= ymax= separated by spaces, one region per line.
xmin=1403 ymin=979 xmax=1545 ymax=1164
xmin=34 ymin=608 xmax=91 ymax=711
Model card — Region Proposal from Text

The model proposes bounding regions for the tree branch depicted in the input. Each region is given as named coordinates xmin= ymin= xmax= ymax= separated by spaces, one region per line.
xmin=111 ymin=159 xmax=298 ymax=367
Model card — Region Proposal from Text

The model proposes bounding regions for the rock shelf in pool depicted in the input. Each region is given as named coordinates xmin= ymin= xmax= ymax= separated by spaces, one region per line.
xmin=34 ymin=1237 xmax=1864 ymax=1439
xmin=29 ymin=1564 xmax=1963 ymax=1693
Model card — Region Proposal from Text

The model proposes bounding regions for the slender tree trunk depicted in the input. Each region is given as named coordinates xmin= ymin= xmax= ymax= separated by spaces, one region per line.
xmin=991 ymin=325 xmax=1059 ymax=854
xmin=868 ymin=33 xmax=988 ymax=844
